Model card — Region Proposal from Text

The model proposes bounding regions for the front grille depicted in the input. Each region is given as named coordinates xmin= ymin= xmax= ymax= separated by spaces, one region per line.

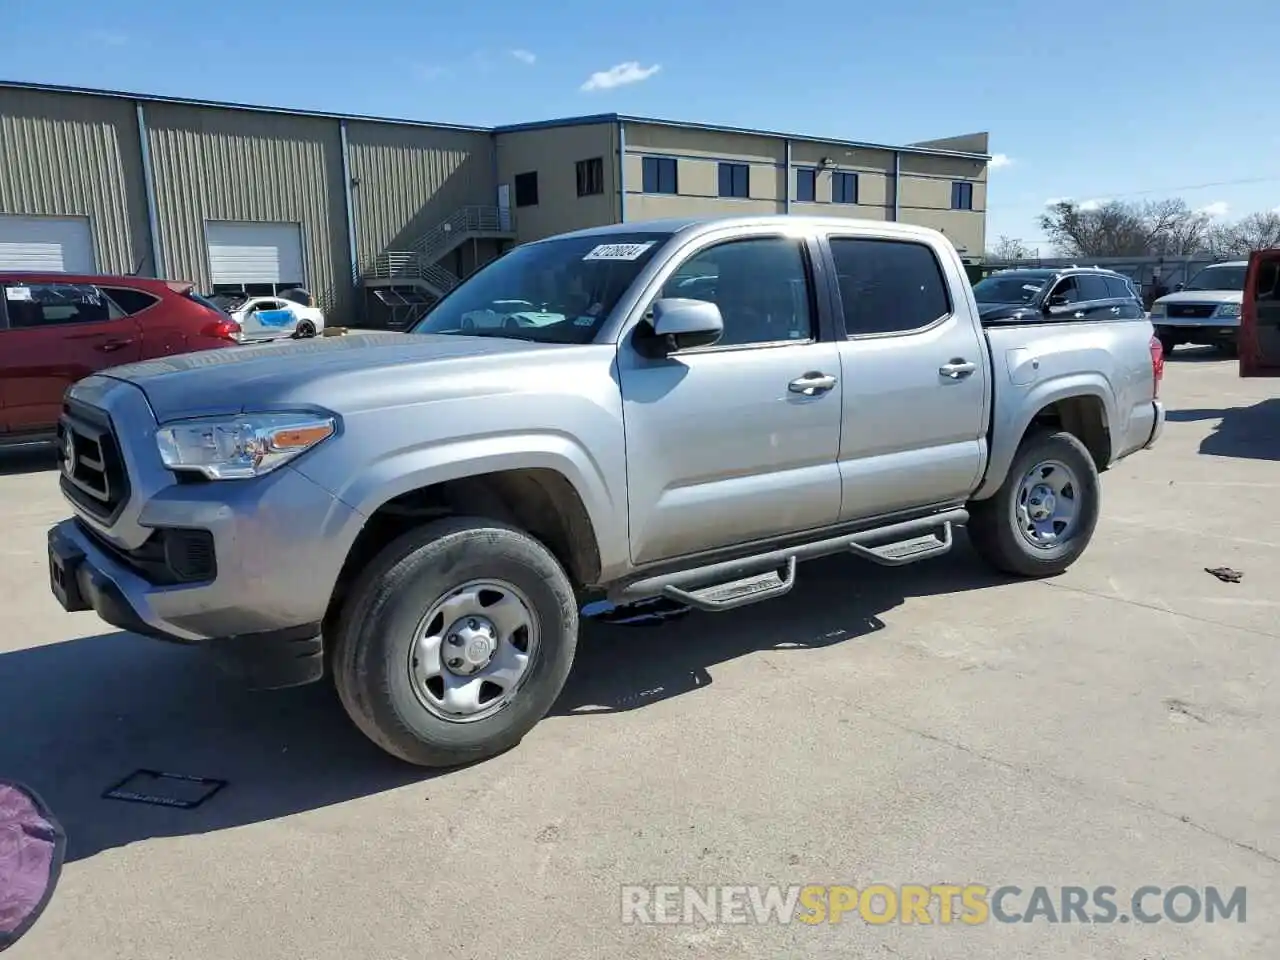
xmin=1166 ymin=303 xmax=1217 ymax=319
xmin=57 ymin=400 xmax=130 ymax=523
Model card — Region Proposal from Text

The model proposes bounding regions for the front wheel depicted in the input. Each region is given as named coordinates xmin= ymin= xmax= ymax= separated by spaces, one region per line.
xmin=331 ymin=517 xmax=579 ymax=767
xmin=967 ymin=429 xmax=1101 ymax=578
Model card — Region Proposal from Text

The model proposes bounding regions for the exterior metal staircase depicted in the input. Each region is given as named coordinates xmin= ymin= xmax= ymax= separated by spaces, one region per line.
xmin=366 ymin=205 xmax=515 ymax=312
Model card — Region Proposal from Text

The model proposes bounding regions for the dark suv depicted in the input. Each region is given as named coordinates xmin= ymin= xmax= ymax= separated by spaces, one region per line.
xmin=971 ymin=267 xmax=1146 ymax=324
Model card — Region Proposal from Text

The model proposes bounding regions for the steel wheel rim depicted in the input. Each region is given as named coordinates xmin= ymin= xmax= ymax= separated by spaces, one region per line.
xmin=1012 ymin=458 xmax=1081 ymax=549
xmin=406 ymin=579 xmax=539 ymax=723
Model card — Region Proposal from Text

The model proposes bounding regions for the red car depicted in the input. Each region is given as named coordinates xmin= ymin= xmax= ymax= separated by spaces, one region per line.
xmin=1241 ymin=249 xmax=1280 ymax=377
xmin=0 ymin=273 xmax=241 ymax=444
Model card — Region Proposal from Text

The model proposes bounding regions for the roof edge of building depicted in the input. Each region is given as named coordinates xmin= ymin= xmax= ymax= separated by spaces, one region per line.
xmin=0 ymin=79 xmax=990 ymax=161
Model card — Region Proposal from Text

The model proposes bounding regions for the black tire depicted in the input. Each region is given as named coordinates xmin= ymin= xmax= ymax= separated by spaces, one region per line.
xmin=967 ymin=429 xmax=1100 ymax=578
xmin=1158 ymin=334 xmax=1178 ymax=357
xmin=1218 ymin=337 xmax=1239 ymax=357
xmin=331 ymin=517 xmax=578 ymax=767
xmin=294 ymin=320 xmax=317 ymax=339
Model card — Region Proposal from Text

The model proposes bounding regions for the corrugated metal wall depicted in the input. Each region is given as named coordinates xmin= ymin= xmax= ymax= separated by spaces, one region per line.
xmin=0 ymin=88 xmax=150 ymax=274
xmin=345 ymin=121 xmax=494 ymax=272
xmin=144 ymin=103 xmax=350 ymax=315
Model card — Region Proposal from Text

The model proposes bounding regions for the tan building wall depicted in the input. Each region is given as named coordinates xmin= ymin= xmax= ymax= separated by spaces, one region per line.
xmin=0 ymin=87 xmax=151 ymax=274
xmin=345 ymin=121 xmax=493 ymax=272
xmin=144 ymin=102 xmax=352 ymax=314
xmin=619 ymin=120 xmax=987 ymax=257
xmin=495 ymin=123 xmax=618 ymax=243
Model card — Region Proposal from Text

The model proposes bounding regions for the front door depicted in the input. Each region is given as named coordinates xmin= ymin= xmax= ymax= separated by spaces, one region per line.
xmin=0 ymin=281 xmax=142 ymax=435
xmin=617 ymin=231 xmax=843 ymax=565
xmin=825 ymin=234 xmax=988 ymax=519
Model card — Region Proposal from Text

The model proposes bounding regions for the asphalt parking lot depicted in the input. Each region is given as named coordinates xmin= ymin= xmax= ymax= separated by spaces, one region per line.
xmin=2 ymin=350 xmax=1277 ymax=960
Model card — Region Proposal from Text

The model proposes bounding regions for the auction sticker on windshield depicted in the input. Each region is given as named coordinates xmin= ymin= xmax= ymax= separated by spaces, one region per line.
xmin=583 ymin=242 xmax=656 ymax=261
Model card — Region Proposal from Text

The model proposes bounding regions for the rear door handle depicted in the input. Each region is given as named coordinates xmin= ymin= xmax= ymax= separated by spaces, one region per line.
xmin=788 ymin=372 xmax=838 ymax=396
xmin=939 ymin=359 xmax=977 ymax=379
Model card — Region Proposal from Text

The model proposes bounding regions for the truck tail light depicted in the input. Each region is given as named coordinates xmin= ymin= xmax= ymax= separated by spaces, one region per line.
xmin=201 ymin=318 xmax=242 ymax=342
xmin=1148 ymin=334 xmax=1164 ymax=399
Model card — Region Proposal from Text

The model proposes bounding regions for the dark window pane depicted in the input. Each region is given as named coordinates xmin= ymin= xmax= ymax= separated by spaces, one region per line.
xmin=830 ymin=238 xmax=951 ymax=335
xmin=951 ymin=181 xmax=973 ymax=210
xmin=643 ymin=157 xmax=677 ymax=194
xmin=833 ymin=172 xmax=858 ymax=204
xmin=515 ymin=171 xmax=539 ymax=207
xmin=796 ymin=168 xmax=816 ymax=202
xmin=1077 ymin=274 xmax=1110 ymax=301
xmin=1103 ymin=275 xmax=1135 ymax=300
xmin=576 ymin=157 xmax=604 ymax=197
xmin=718 ymin=163 xmax=749 ymax=198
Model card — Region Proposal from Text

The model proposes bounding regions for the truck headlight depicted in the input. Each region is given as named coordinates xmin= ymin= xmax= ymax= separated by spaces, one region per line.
xmin=1149 ymin=303 xmax=1166 ymax=317
xmin=156 ymin=412 xmax=336 ymax=480
xmin=1215 ymin=303 xmax=1241 ymax=318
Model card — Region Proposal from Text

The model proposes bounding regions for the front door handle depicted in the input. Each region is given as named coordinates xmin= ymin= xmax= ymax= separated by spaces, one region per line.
xmin=1110 ymin=306 xmax=1121 ymax=315
xmin=788 ymin=372 xmax=838 ymax=396
xmin=939 ymin=359 xmax=977 ymax=379
xmin=98 ymin=338 xmax=135 ymax=352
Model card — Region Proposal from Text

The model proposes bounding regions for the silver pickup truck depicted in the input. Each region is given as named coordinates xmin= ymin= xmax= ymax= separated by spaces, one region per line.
xmin=46 ymin=216 xmax=1165 ymax=767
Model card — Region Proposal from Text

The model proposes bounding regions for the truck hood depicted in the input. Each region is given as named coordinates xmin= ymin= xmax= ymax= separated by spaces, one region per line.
xmin=98 ymin=331 xmax=561 ymax=421
xmin=1155 ymin=290 xmax=1243 ymax=306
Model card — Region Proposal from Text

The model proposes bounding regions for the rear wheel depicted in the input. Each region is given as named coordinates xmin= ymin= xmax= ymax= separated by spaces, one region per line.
xmin=967 ymin=429 xmax=1101 ymax=578
xmin=331 ymin=517 xmax=578 ymax=767
xmin=294 ymin=319 xmax=317 ymax=339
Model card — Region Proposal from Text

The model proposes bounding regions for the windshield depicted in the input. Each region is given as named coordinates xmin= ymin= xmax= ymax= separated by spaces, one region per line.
xmin=972 ymin=274 xmax=1048 ymax=304
xmin=412 ymin=233 xmax=671 ymax=343
xmin=1184 ymin=265 xmax=1247 ymax=292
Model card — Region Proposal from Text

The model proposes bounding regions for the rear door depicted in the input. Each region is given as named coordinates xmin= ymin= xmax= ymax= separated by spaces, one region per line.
xmin=1101 ymin=274 xmax=1145 ymax=319
xmin=1075 ymin=273 xmax=1122 ymax=320
xmin=824 ymin=232 xmax=988 ymax=519
xmin=1241 ymin=250 xmax=1280 ymax=377
xmin=0 ymin=281 xmax=143 ymax=435
xmin=96 ymin=283 xmax=186 ymax=358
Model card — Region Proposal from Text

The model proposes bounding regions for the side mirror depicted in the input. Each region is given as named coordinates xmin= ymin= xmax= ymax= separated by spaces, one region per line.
xmin=1044 ymin=294 xmax=1069 ymax=310
xmin=637 ymin=298 xmax=724 ymax=356
xmin=0 ymin=780 xmax=65 ymax=952
xmin=1175 ymin=282 xmax=1185 ymax=291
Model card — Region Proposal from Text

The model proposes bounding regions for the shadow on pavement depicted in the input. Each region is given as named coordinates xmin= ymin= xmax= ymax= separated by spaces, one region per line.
xmin=1165 ymin=398 xmax=1280 ymax=461
xmin=0 ymin=445 xmax=58 ymax=476
xmin=1165 ymin=345 xmax=1233 ymax=363
xmin=0 ymin=537 xmax=1008 ymax=864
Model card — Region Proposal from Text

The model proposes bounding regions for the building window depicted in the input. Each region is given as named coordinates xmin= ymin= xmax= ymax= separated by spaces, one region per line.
xmin=832 ymin=171 xmax=858 ymax=205
xmin=718 ymin=162 xmax=750 ymax=199
xmin=514 ymin=171 xmax=539 ymax=207
xmin=576 ymin=157 xmax=604 ymax=197
xmin=796 ymin=168 xmax=816 ymax=203
xmin=951 ymin=181 xmax=974 ymax=210
xmin=642 ymin=156 xmax=678 ymax=194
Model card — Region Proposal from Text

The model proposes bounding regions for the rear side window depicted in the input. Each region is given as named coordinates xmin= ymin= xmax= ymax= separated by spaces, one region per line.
xmin=829 ymin=238 xmax=951 ymax=336
xmin=1076 ymin=274 xmax=1111 ymax=302
xmin=185 ymin=290 xmax=231 ymax=316
xmin=100 ymin=286 xmax=159 ymax=315
xmin=1102 ymin=275 xmax=1135 ymax=300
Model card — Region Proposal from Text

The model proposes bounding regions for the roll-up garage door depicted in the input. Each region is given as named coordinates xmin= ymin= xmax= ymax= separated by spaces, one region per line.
xmin=0 ymin=215 xmax=96 ymax=272
xmin=205 ymin=221 xmax=305 ymax=285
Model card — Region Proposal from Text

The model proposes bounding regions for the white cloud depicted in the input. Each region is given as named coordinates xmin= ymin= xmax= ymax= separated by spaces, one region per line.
xmin=1078 ymin=198 xmax=1107 ymax=211
xmin=1196 ymin=201 xmax=1229 ymax=218
xmin=988 ymin=153 xmax=1013 ymax=169
xmin=581 ymin=61 xmax=661 ymax=92
xmin=1273 ymin=205 xmax=1280 ymax=215
xmin=511 ymin=49 xmax=536 ymax=65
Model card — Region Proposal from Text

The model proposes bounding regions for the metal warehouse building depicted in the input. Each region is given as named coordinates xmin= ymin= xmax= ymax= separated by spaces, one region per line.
xmin=0 ymin=80 xmax=991 ymax=327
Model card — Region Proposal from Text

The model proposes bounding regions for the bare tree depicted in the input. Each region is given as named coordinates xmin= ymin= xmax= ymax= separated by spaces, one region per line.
xmin=987 ymin=235 xmax=1032 ymax=260
xmin=1205 ymin=211 xmax=1280 ymax=259
xmin=1038 ymin=199 xmax=1212 ymax=257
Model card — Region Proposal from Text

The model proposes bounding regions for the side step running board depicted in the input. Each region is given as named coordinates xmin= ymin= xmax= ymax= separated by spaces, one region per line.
xmin=846 ymin=522 xmax=954 ymax=567
xmin=611 ymin=509 xmax=967 ymax=611
xmin=663 ymin=557 xmax=797 ymax=612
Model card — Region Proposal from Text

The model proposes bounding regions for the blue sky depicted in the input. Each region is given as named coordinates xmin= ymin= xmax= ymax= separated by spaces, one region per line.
xmin=6 ymin=0 xmax=1277 ymax=251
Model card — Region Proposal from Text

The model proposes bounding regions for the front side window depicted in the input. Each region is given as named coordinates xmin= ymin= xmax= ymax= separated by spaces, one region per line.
xmin=659 ymin=237 xmax=815 ymax=347
xmin=830 ymin=238 xmax=951 ymax=336
xmin=412 ymin=232 xmax=670 ymax=345
xmin=1047 ymin=276 xmax=1081 ymax=304
xmin=2 ymin=282 xmax=122 ymax=329
xmin=1185 ymin=264 xmax=1247 ymax=291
